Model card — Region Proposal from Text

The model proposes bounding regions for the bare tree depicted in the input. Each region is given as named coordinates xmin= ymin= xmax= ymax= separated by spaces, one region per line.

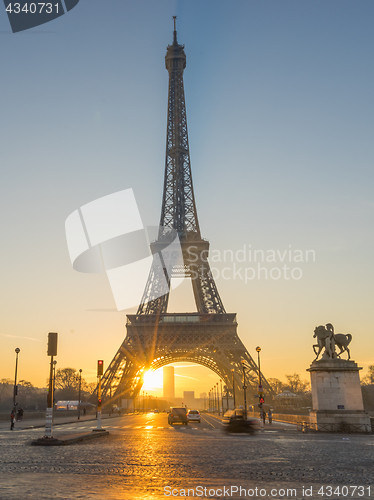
xmin=284 ymin=373 xmax=310 ymax=394
xmin=0 ymin=379 xmax=13 ymax=409
xmin=267 ymin=378 xmax=286 ymax=394
xmin=52 ymin=368 xmax=95 ymax=401
xmin=362 ymin=365 xmax=374 ymax=385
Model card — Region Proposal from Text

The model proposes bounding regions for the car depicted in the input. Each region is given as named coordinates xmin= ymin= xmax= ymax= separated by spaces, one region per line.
xmin=168 ymin=407 xmax=188 ymax=425
xmin=187 ymin=410 xmax=201 ymax=423
xmin=153 ymin=409 xmax=159 ymax=413
xmin=222 ymin=409 xmax=259 ymax=434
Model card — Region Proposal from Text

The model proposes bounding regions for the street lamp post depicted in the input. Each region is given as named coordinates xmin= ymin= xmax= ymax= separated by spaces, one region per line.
xmin=225 ymin=375 xmax=229 ymax=413
xmin=217 ymin=382 xmax=220 ymax=415
xmin=13 ymin=348 xmax=20 ymax=410
xmin=231 ymin=368 xmax=236 ymax=409
xmin=241 ymin=360 xmax=247 ymax=419
xmin=78 ymin=369 xmax=82 ymax=420
xmin=256 ymin=347 xmax=262 ymax=387
xmin=256 ymin=346 xmax=264 ymax=429
xmin=213 ymin=386 xmax=215 ymax=414
xmin=220 ymin=379 xmax=223 ymax=416
xmin=95 ymin=360 xmax=104 ymax=431
xmin=213 ymin=385 xmax=216 ymax=414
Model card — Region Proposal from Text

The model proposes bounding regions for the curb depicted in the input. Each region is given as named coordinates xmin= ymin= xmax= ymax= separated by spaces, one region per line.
xmin=31 ymin=430 xmax=109 ymax=446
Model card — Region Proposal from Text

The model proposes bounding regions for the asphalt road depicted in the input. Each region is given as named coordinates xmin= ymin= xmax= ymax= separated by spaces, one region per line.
xmin=0 ymin=412 xmax=373 ymax=500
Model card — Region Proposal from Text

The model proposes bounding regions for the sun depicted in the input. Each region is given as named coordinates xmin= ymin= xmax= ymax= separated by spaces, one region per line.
xmin=142 ymin=368 xmax=163 ymax=391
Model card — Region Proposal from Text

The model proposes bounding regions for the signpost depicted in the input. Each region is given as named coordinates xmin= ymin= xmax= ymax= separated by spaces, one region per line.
xmin=45 ymin=332 xmax=58 ymax=438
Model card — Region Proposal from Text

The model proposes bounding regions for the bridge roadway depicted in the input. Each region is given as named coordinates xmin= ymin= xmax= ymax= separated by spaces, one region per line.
xmin=0 ymin=412 xmax=372 ymax=499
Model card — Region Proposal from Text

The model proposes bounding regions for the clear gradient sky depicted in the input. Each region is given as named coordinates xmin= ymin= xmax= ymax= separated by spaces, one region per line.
xmin=0 ymin=1 xmax=373 ymax=395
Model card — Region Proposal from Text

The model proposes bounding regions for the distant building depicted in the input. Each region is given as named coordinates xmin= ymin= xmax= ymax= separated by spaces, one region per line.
xmin=163 ymin=366 xmax=175 ymax=400
xmin=183 ymin=391 xmax=195 ymax=408
xmin=199 ymin=392 xmax=207 ymax=399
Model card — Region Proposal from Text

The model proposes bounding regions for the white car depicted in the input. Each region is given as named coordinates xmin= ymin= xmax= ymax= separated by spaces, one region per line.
xmin=187 ymin=410 xmax=201 ymax=423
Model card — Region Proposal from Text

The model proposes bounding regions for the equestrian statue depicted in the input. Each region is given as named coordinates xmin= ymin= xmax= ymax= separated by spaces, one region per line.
xmin=313 ymin=323 xmax=352 ymax=361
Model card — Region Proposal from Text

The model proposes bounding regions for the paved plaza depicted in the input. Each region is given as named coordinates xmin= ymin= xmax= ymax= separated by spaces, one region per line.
xmin=0 ymin=413 xmax=373 ymax=500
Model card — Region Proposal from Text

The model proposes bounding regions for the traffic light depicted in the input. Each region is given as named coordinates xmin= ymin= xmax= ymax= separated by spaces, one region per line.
xmin=47 ymin=332 xmax=58 ymax=356
xmin=259 ymin=396 xmax=265 ymax=404
xmin=97 ymin=360 xmax=104 ymax=376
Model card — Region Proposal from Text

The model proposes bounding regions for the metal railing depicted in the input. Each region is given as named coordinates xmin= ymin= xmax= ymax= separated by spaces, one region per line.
xmin=297 ymin=421 xmax=372 ymax=434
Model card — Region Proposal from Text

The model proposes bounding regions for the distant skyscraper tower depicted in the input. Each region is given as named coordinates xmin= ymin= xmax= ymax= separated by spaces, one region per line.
xmin=183 ymin=391 xmax=195 ymax=408
xmin=163 ymin=366 xmax=175 ymax=400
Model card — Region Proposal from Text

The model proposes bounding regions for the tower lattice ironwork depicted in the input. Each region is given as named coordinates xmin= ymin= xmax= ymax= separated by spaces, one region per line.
xmin=100 ymin=21 xmax=272 ymax=408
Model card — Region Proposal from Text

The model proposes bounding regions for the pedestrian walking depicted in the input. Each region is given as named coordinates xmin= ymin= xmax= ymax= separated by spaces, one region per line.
xmin=268 ymin=409 xmax=272 ymax=424
xmin=261 ymin=409 xmax=266 ymax=426
xmin=10 ymin=410 xmax=15 ymax=431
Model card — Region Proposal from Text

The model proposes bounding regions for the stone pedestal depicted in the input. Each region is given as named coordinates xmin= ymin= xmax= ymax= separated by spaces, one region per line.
xmin=307 ymin=359 xmax=371 ymax=433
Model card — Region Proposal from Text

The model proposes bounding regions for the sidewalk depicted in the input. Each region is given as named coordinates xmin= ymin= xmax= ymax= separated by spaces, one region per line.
xmin=0 ymin=412 xmax=114 ymax=431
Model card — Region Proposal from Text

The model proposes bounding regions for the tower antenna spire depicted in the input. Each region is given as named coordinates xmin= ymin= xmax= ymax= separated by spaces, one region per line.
xmin=172 ymin=15 xmax=177 ymax=43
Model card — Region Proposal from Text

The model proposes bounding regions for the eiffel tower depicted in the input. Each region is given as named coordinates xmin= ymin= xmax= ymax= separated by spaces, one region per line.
xmin=100 ymin=20 xmax=271 ymax=406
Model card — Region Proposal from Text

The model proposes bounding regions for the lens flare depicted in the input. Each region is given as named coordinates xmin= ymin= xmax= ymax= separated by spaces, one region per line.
xmin=142 ymin=368 xmax=163 ymax=391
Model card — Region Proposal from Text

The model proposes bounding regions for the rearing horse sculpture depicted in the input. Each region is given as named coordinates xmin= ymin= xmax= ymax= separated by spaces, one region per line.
xmin=313 ymin=324 xmax=352 ymax=361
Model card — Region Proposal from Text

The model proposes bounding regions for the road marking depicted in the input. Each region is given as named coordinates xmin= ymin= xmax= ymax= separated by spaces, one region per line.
xmin=201 ymin=416 xmax=217 ymax=428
